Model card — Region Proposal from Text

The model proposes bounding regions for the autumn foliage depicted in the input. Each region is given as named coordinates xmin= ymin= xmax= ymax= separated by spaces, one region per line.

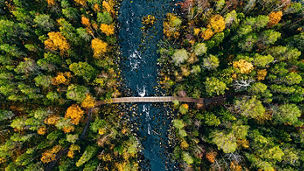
xmin=201 ymin=28 xmax=214 ymax=40
xmin=81 ymin=16 xmax=90 ymax=27
xmin=257 ymin=69 xmax=267 ymax=80
xmin=91 ymin=38 xmax=108 ymax=57
xmin=102 ymin=0 xmax=115 ymax=14
xmin=65 ymin=104 xmax=85 ymax=125
xmin=100 ymin=24 xmax=115 ymax=36
xmin=201 ymin=14 xmax=225 ymax=40
xmin=63 ymin=126 xmax=75 ymax=133
xmin=268 ymin=11 xmax=283 ymax=27
xmin=44 ymin=115 xmax=60 ymax=125
xmin=208 ymin=14 xmax=225 ymax=33
xmin=233 ymin=59 xmax=254 ymax=74
xmin=46 ymin=0 xmax=55 ymax=6
xmin=206 ymin=151 xmax=217 ymax=163
xmin=163 ymin=13 xmax=182 ymax=39
xmin=44 ymin=32 xmax=70 ymax=55
xmin=142 ymin=15 xmax=156 ymax=26
xmin=41 ymin=145 xmax=62 ymax=163
xmin=52 ymin=72 xmax=70 ymax=85
xmin=37 ymin=126 xmax=47 ymax=135
xmin=67 ymin=144 xmax=80 ymax=159
xmin=81 ymin=94 xmax=96 ymax=108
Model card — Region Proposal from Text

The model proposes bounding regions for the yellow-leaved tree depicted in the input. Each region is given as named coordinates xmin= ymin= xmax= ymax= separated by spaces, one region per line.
xmin=233 ymin=59 xmax=254 ymax=74
xmin=201 ymin=14 xmax=225 ymax=40
xmin=208 ymin=14 xmax=225 ymax=33
xmin=100 ymin=24 xmax=115 ymax=36
xmin=201 ymin=28 xmax=214 ymax=40
xmin=102 ymin=0 xmax=115 ymax=14
xmin=91 ymin=38 xmax=108 ymax=58
xmin=44 ymin=32 xmax=70 ymax=55
xmin=257 ymin=69 xmax=267 ymax=80
xmin=52 ymin=72 xmax=70 ymax=85
xmin=81 ymin=94 xmax=96 ymax=108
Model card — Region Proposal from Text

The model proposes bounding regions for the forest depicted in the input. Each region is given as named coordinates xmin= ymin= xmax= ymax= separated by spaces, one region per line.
xmin=159 ymin=0 xmax=304 ymax=170
xmin=0 ymin=0 xmax=303 ymax=170
xmin=0 ymin=0 xmax=140 ymax=170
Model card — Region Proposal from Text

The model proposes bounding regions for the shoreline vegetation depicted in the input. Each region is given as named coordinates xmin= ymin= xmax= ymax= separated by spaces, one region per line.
xmin=159 ymin=0 xmax=304 ymax=170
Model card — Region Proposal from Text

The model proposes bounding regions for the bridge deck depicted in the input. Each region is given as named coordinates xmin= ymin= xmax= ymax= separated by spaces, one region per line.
xmin=96 ymin=96 xmax=205 ymax=105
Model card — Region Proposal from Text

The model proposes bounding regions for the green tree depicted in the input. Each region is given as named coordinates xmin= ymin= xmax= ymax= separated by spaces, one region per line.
xmin=77 ymin=27 xmax=91 ymax=42
xmin=69 ymin=62 xmax=97 ymax=81
xmin=253 ymin=54 xmax=274 ymax=67
xmin=270 ymin=84 xmax=295 ymax=94
xmin=171 ymin=49 xmax=189 ymax=66
xmin=34 ymin=75 xmax=52 ymax=88
xmin=234 ymin=96 xmax=265 ymax=119
xmin=224 ymin=10 xmax=239 ymax=28
xmin=211 ymin=131 xmax=237 ymax=153
xmin=66 ymin=84 xmax=89 ymax=102
xmin=287 ymin=32 xmax=304 ymax=51
xmin=282 ymin=147 xmax=299 ymax=165
xmin=232 ymin=124 xmax=249 ymax=140
xmin=259 ymin=30 xmax=281 ymax=46
xmin=76 ymin=146 xmax=97 ymax=167
xmin=261 ymin=146 xmax=284 ymax=161
xmin=57 ymin=18 xmax=81 ymax=46
xmin=284 ymin=72 xmax=302 ymax=85
xmin=172 ymin=119 xmax=185 ymax=129
xmin=273 ymin=104 xmax=301 ymax=125
xmin=194 ymin=43 xmax=207 ymax=56
xmin=14 ymin=59 xmax=37 ymax=75
xmin=215 ymin=0 xmax=225 ymax=11
xmin=254 ymin=15 xmax=269 ymax=30
xmin=0 ymin=20 xmax=23 ymax=43
xmin=34 ymin=14 xmax=54 ymax=32
xmin=202 ymin=112 xmax=221 ymax=126
xmin=205 ymin=77 xmax=227 ymax=96
xmin=238 ymin=33 xmax=258 ymax=51
xmin=0 ymin=44 xmax=26 ymax=57
xmin=62 ymin=7 xmax=79 ymax=21
xmin=97 ymin=12 xmax=113 ymax=24
xmin=237 ymin=25 xmax=252 ymax=36
xmin=46 ymin=92 xmax=59 ymax=101
xmin=249 ymin=82 xmax=267 ymax=94
xmin=182 ymin=152 xmax=194 ymax=165
xmin=0 ymin=110 xmax=15 ymax=121
xmin=266 ymin=46 xmax=301 ymax=62
xmin=203 ymin=54 xmax=219 ymax=70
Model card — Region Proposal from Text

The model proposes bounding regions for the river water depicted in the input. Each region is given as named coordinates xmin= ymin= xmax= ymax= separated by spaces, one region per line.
xmin=118 ymin=0 xmax=179 ymax=170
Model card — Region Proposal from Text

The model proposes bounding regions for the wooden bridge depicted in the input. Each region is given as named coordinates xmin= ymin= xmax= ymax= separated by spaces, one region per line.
xmin=96 ymin=96 xmax=226 ymax=107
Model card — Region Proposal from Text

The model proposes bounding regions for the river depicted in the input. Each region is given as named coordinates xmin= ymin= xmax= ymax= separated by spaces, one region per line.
xmin=118 ymin=0 xmax=179 ymax=170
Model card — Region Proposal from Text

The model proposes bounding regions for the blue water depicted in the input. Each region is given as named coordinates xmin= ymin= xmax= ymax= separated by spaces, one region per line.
xmin=118 ymin=0 xmax=179 ymax=170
